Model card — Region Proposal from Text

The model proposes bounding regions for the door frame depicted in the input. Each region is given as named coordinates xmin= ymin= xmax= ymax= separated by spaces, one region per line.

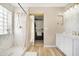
xmin=30 ymin=13 xmax=44 ymax=45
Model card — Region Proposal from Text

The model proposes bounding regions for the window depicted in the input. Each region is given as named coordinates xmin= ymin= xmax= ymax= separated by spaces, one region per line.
xmin=0 ymin=5 xmax=12 ymax=35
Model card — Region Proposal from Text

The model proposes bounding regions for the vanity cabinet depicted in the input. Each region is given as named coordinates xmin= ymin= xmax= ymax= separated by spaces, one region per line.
xmin=56 ymin=34 xmax=79 ymax=56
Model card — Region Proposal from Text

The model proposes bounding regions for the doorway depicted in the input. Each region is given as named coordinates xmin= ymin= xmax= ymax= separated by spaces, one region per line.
xmin=34 ymin=15 xmax=44 ymax=44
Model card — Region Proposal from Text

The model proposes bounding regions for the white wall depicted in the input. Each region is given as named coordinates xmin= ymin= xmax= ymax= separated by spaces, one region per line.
xmin=0 ymin=4 xmax=14 ymax=51
xmin=64 ymin=5 xmax=79 ymax=33
xmin=14 ymin=10 xmax=26 ymax=47
xmin=29 ymin=7 xmax=65 ymax=46
xmin=14 ymin=8 xmax=26 ymax=47
xmin=14 ymin=7 xmax=31 ymax=49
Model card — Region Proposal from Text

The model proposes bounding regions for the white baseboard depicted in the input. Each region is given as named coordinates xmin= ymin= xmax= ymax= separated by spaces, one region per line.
xmin=44 ymin=45 xmax=56 ymax=48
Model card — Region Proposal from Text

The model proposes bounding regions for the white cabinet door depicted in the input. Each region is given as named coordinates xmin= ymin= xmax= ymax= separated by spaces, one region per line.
xmin=56 ymin=34 xmax=61 ymax=49
xmin=65 ymin=37 xmax=72 ymax=56
xmin=60 ymin=36 xmax=64 ymax=52
xmin=61 ymin=36 xmax=66 ymax=55
xmin=73 ymin=39 xmax=79 ymax=56
xmin=76 ymin=39 xmax=79 ymax=56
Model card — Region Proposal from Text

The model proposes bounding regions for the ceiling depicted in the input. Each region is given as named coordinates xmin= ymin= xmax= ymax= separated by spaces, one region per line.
xmin=11 ymin=3 xmax=68 ymax=8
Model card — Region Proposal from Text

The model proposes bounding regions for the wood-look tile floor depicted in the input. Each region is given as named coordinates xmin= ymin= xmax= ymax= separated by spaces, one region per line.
xmin=25 ymin=41 xmax=64 ymax=56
